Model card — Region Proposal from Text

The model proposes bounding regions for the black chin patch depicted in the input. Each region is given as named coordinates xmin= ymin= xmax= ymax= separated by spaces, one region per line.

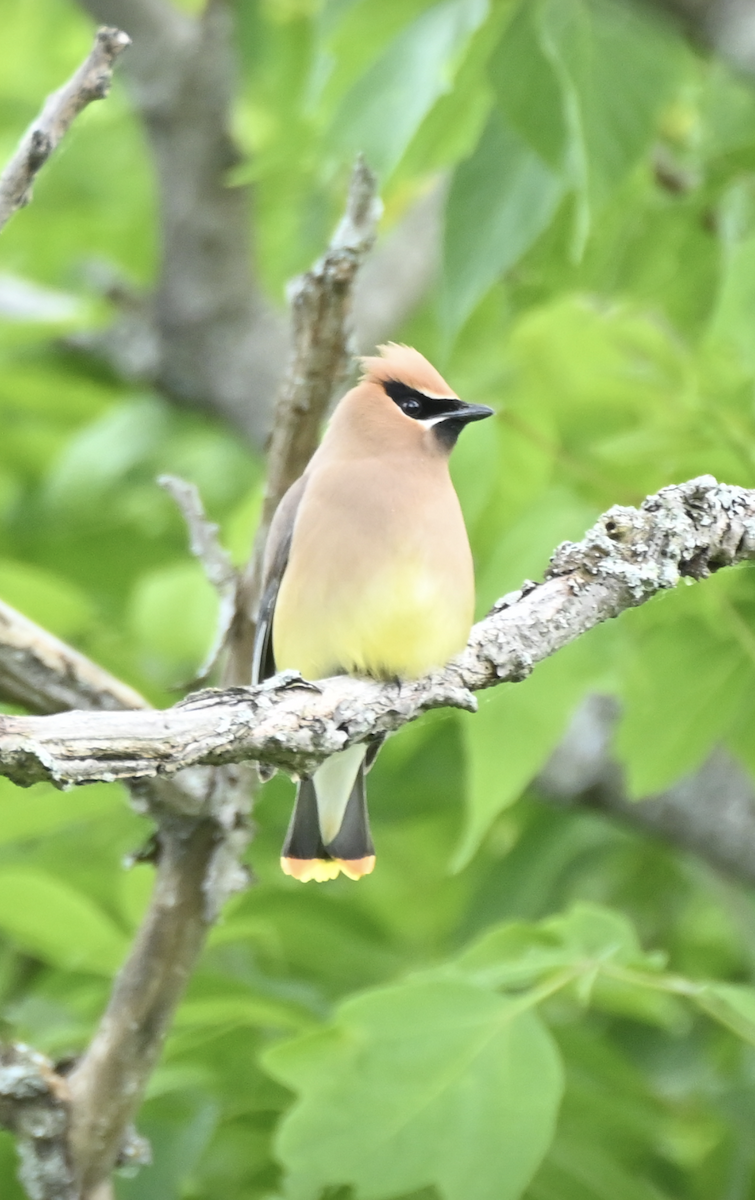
xmin=433 ymin=418 xmax=465 ymax=448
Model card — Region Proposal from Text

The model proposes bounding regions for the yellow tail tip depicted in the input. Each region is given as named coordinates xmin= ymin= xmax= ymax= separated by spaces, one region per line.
xmin=281 ymin=856 xmax=376 ymax=883
xmin=337 ymin=856 xmax=376 ymax=881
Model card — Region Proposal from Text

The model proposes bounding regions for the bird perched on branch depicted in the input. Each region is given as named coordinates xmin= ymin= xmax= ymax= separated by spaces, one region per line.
xmin=253 ymin=343 xmax=493 ymax=881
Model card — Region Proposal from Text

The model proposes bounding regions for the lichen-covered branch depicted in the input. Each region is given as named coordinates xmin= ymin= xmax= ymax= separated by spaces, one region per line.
xmin=226 ymin=156 xmax=381 ymax=682
xmin=0 ymin=27 xmax=130 ymax=232
xmin=1 ymin=476 xmax=753 ymax=791
xmin=0 ymin=1044 xmax=74 ymax=1200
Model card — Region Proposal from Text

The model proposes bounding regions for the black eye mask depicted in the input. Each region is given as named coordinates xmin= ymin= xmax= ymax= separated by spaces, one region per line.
xmin=382 ymin=380 xmax=494 ymax=446
xmin=382 ymin=380 xmax=464 ymax=421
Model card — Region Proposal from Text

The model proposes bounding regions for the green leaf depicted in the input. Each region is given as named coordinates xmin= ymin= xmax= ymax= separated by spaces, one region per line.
xmin=707 ymin=179 xmax=755 ymax=371
xmin=451 ymin=903 xmax=660 ymax=990
xmin=45 ymin=398 xmax=170 ymax=513
xmin=0 ymin=778 xmax=117 ymax=845
xmin=396 ymin=22 xmax=495 ymax=179
xmin=540 ymin=0 xmax=682 ymax=252
xmin=443 ymin=109 xmax=564 ymax=332
xmin=0 ymin=558 xmax=95 ymax=638
xmin=328 ymin=0 xmax=489 ymax=177
xmin=175 ymin=995 xmax=318 ymax=1035
xmin=265 ymin=978 xmax=563 ymax=1200
xmin=128 ymin=561 xmax=219 ymax=685
xmin=590 ymin=974 xmax=688 ymax=1032
xmin=455 ymin=633 xmax=608 ymax=869
xmin=316 ymin=0 xmax=440 ymax=112
xmin=543 ymin=902 xmax=645 ymax=964
xmin=490 ymin=0 xmax=567 ymax=168
xmin=695 ymin=983 xmax=755 ymax=1046
xmin=616 ymin=617 xmax=752 ymax=796
xmin=475 ymin=486 xmax=597 ymax=615
xmin=452 ymin=921 xmax=575 ymax=990
xmin=0 ymin=868 xmax=128 ymax=975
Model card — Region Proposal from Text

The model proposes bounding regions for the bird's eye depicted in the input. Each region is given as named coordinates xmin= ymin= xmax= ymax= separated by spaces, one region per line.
xmin=401 ymin=398 xmax=421 ymax=417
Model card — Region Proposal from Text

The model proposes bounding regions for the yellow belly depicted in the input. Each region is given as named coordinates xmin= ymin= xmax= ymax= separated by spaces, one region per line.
xmin=273 ymin=558 xmax=472 ymax=682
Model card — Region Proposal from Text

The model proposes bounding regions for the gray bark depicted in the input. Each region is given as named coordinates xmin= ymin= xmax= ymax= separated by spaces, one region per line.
xmin=0 ymin=150 xmax=379 ymax=1199
xmin=540 ymin=695 xmax=755 ymax=887
xmin=1 ymin=475 xmax=753 ymax=790
xmin=0 ymin=27 xmax=130 ymax=232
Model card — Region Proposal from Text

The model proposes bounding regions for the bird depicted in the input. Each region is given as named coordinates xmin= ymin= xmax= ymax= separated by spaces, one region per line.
xmin=252 ymin=343 xmax=493 ymax=882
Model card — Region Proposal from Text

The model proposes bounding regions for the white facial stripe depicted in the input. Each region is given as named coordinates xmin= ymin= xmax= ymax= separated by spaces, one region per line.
xmin=418 ymin=414 xmax=452 ymax=428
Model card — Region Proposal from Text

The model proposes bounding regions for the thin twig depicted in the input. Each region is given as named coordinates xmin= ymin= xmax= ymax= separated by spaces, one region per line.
xmin=158 ymin=475 xmax=239 ymax=683
xmin=0 ymin=27 xmax=131 ymax=232
xmin=2 ymin=476 xmax=753 ymax=789
xmin=70 ymin=4 xmax=438 ymax=445
xmin=226 ymin=156 xmax=381 ymax=684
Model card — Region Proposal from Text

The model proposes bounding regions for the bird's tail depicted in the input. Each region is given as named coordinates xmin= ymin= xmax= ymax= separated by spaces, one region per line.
xmin=281 ymin=744 xmax=375 ymax=882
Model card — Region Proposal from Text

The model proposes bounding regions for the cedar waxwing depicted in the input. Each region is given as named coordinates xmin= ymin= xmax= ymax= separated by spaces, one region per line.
xmin=252 ymin=343 xmax=493 ymax=882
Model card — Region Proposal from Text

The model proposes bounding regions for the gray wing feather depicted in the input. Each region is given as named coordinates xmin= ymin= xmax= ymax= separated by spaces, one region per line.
xmin=251 ymin=475 xmax=307 ymax=685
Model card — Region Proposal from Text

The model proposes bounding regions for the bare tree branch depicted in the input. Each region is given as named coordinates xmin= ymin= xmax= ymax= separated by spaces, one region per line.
xmin=1 ymin=475 xmax=753 ymax=790
xmin=75 ymin=0 xmax=287 ymax=444
xmin=66 ymin=814 xmax=221 ymax=1196
xmin=539 ymin=695 xmax=755 ymax=888
xmin=158 ymin=474 xmax=239 ymax=683
xmin=0 ymin=27 xmax=130 ymax=232
xmin=262 ymin=157 xmax=381 ymax=511
xmin=0 ymin=20 xmax=392 ymax=1193
xmin=0 ymin=605 xmax=247 ymax=1200
xmin=0 ymin=599 xmax=148 ymax=715
xmin=0 ymin=1044 xmax=74 ymax=1200
xmin=4 ymin=472 xmax=755 ymax=1195
xmin=0 ymin=147 xmax=382 ymax=1198
xmin=72 ymin=1 xmax=437 ymax=448
xmin=352 ymin=180 xmax=444 ymax=353
xmin=226 ymin=157 xmax=381 ymax=683
xmin=55 ymin=162 xmax=382 ymax=1190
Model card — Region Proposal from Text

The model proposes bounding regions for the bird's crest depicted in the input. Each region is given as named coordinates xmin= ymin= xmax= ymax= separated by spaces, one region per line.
xmin=359 ymin=343 xmax=456 ymax=399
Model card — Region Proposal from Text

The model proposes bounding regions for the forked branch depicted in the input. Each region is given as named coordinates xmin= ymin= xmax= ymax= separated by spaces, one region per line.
xmin=0 ymin=150 xmax=381 ymax=1198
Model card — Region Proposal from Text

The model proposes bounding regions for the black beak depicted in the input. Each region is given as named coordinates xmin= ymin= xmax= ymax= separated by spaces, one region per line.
xmin=455 ymin=402 xmax=494 ymax=424
xmin=431 ymin=401 xmax=495 ymax=447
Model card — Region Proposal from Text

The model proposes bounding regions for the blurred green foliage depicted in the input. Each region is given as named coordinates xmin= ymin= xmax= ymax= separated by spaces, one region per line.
xmin=4 ymin=0 xmax=755 ymax=1197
